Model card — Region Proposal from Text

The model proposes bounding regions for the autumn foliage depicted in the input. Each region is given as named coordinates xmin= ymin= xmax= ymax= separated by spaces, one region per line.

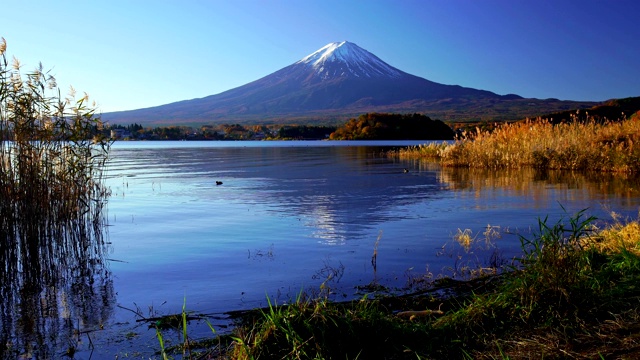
xmin=329 ymin=113 xmax=454 ymax=140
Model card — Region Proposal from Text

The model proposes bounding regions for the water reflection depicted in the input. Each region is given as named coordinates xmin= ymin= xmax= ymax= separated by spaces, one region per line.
xmin=109 ymin=144 xmax=640 ymax=247
xmin=434 ymin=165 xmax=640 ymax=207
xmin=100 ymin=142 xmax=640 ymax=357
xmin=109 ymin=145 xmax=446 ymax=244
xmin=0 ymin=207 xmax=114 ymax=358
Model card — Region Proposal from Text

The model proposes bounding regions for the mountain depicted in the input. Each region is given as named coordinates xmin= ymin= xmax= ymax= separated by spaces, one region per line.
xmin=102 ymin=41 xmax=595 ymax=126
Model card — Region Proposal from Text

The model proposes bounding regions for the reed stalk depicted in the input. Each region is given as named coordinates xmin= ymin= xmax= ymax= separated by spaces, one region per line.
xmin=0 ymin=37 xmax=112 ymax=358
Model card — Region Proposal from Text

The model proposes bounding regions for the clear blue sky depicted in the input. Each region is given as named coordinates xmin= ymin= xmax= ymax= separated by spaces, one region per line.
xmin=3 ymin=0 xmax=639 ymax=113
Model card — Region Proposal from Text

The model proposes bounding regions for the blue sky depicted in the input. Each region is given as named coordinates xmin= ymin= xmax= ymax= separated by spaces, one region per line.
xmin=3 ymin=0 xmax=639 ymax=113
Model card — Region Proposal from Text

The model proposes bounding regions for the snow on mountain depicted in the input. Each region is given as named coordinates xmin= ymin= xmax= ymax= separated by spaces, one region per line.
xmin=295 ymin=41 xmax=402 ymax=80
xmin=103 ymin=40 xmax=557 ymax=126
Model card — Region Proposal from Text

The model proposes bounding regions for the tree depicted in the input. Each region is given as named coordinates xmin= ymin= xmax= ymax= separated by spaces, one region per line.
xmin=329 ymin=113 xmax=455 ymax=140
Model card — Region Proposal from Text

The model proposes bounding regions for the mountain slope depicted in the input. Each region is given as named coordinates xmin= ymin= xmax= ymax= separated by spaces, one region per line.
xmin=102 ymin=41 xmax=593 ymax=125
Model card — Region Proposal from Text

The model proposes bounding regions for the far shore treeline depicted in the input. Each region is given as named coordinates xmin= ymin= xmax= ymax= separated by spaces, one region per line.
xmin=104 ymin=97 xmax=640 ymax=140
xmin=105 ymin=112 xmax=455 ymax=141
xmin=105 ymin=96 xmax=640 ymax=142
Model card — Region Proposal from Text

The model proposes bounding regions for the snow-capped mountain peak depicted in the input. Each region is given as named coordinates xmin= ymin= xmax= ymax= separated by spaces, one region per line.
xmin=296 ymin=41 xmax=402 ymax=80
xmin=102 ymin=40 xmax=526 ymax=126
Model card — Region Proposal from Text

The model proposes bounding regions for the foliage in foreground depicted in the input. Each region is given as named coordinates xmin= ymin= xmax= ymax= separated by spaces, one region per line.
xmin=228 ymin=210 xmax=640 ymax=359
xmin=391 ymin=114 xmax=640 ymax=173
xmin=230 ymin=293 xmax=435 ymax=360
xmin=0 ymin=37 xmax=112 ymax=358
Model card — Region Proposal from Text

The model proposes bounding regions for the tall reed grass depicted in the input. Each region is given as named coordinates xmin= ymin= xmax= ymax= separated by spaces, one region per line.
xmin=0 ymin=38 xmax=112 ymax=358
xmin=392 ymin=115 xmax=640 ymax=173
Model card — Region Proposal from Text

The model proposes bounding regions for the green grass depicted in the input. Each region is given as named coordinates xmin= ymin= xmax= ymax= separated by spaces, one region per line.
xmin=435 ymin=209 xmax=640 ymax=358
xmin=128 ymin=297 xmax=227 ymax=359
xmin=224 ymin=210 xmax=640 ymax=359
xmin=230 ymin=293 xmax=435 ymax=360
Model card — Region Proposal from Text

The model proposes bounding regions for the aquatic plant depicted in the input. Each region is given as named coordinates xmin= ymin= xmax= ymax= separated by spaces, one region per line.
xmin=230 ymin=292 xmax=432 ymax=360
xmin=0 ymin=38 xmax=112 ymax=358
xmin=118 ymin=297 xmax=225 ymax=359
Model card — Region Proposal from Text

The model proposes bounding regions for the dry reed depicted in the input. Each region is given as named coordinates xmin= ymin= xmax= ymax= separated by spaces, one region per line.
xmin=392 ymin=115 xmax=640 ymax=173
xmin=0 ymin=37 xmax=113 ymax=358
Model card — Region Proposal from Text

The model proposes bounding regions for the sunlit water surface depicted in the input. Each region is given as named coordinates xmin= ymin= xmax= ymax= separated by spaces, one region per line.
xmin=82 ymin=141 xmax=640 ymax=356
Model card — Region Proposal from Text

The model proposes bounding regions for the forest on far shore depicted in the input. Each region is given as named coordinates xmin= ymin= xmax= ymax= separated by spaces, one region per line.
xmin=107 ymin=113 xmax=455 ymax=141
xmin=107 ymin=97 xmax=640 ymax=141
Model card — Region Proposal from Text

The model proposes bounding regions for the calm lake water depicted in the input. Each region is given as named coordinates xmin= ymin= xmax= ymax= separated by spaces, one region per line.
xmin=8 ymin=140 xmax=640 ymax=358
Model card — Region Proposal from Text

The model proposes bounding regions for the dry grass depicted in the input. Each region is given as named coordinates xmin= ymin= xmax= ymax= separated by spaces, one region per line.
xmin=589 ymin=213 xmax=640 ymax=256
xmin=453 ymin=228 xmax=474 ymax=250
xmin=392 ymin=116 xmax=640 ymax=173
xmin=0 ymin=38 xmax=112 ymax=359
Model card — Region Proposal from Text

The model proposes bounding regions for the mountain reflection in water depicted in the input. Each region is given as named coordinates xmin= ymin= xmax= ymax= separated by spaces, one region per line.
xmin=78 ymin=140 xmax=640 ymax=357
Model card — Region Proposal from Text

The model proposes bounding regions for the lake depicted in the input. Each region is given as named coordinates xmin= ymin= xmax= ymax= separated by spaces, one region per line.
xmin=7 ymin=140 xmax=640 ymax=358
